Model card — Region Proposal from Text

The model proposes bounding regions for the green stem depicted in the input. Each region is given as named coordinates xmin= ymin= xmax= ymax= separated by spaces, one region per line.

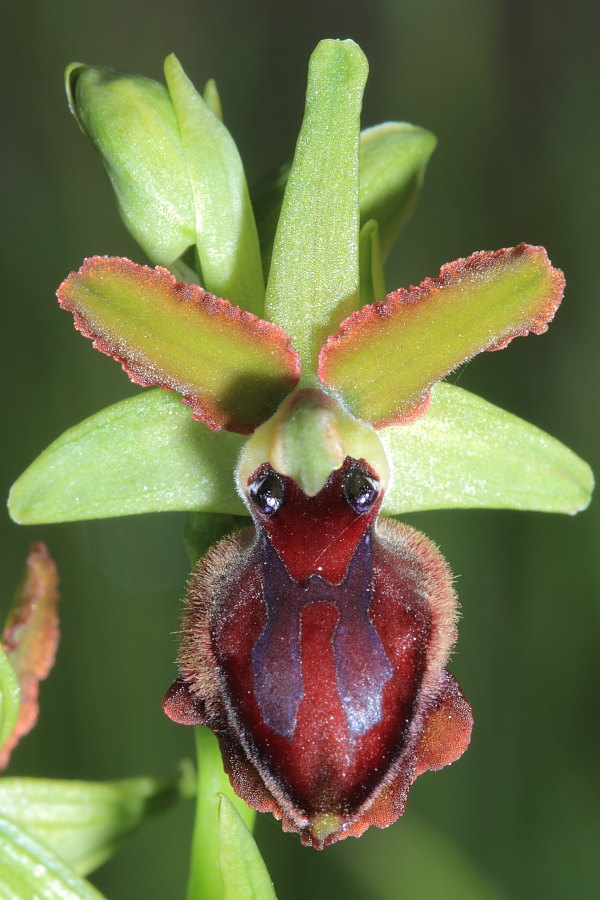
xmin=186 ymin=727 xmax=256 ymax=900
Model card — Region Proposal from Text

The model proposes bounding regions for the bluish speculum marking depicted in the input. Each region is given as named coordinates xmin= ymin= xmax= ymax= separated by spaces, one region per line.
xmin=253 ymin=530 xmax=393 ymax=740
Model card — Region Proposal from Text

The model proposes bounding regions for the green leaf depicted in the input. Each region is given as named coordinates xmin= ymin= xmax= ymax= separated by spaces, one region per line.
xmin=66 ymin=63 xmax=196 ymax=267
xmin=164 ymin=55 xmax=265 ymax=314
xmin=9 ymin=389 xmax=247 ymax=525
xmin=57 ymin=257 xmax=301 ymax=434
xmin=218 ymin=796 xmax=276 ymax=900
xmin=0 ymin=651 xmax=20 ymax=755
xmin=359 ymin=122 xmax=436 ymax=260
xmin=381 ymin=383 xmax=593 ymax=515
xmin=186 ymin=728 xmax=255 ymax=900
xmin=359 ymin=219 xmax=386 ymax=306
xmin=0 ymin=770 xmax=194 ymax=877
xmin=265 ymin=39 xmax=368 ymax=374
xmin=0 ymin=814 xmax=107 ymax=900
xmin=320 ymin=244 xmax=565 ymax=428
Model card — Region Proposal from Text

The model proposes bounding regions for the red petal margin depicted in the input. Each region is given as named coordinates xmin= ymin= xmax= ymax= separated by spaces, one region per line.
xmin=318 ymin=244 xmax=565 ymax=429
xmin=57 ymin=258 xmax=301 ymax=434
xmin=0 ymin=543 xmax=59 ymax=770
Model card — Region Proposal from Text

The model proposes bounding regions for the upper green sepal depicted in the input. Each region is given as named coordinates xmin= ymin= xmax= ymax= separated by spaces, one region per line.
xmin=265 ymin=39 xmax=368 ymax=373
xmin=381 ymin=383 xmax=593 ymax=515
xmin=253 ymin=121 xmax=436 ymax=282
xmin=57 ymin=257 xmax=300 ymax=433
xmin=320 ymin=244 xmax=565 ymax=427
xmin=66 ymin=63 xmax=196 ymax=267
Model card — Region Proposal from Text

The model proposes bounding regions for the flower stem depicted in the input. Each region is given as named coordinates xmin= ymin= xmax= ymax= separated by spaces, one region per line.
xmin=186 ymin=726 xmax=256 ymax=900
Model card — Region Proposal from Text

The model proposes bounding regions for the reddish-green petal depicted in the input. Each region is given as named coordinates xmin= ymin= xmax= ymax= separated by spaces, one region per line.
xmin=0 ymin=544 xmax=59 ymax=770
xmin=319 ymin=244 xmax=564 ymax=428
xmin=58 ymin=257 xmax=301 ymax=433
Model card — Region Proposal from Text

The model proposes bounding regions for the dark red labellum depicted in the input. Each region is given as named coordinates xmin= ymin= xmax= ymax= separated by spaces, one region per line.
xmin=164 ymin=459 xmax=472 ymax=847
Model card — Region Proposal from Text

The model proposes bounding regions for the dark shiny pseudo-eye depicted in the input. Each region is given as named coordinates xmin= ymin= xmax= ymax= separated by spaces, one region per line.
xmin=164 ymin=457 xmax=473 ymax=848
xmin=249 ymin=468 xmax=285 ymax=516
xmin=343 ymin=464 xmax=379 ymax=514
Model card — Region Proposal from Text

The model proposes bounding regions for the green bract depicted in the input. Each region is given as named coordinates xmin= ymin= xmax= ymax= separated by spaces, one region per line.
xmin=186 ymin=728 xmax=258 ymax=900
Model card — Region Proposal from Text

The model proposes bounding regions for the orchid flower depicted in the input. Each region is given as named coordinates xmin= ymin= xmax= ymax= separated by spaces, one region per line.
xmin=8 ymin=39 xmax=592 ymax=861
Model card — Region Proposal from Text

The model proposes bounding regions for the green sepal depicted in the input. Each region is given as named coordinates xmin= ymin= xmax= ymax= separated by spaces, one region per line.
xmin=265 ymin=39 xmax=368 ymax=374
xmin=359 ymin=219 xmax=386 ymax=306
xmin=65 ymin=63 xmax=195 ymax=267
xmin=9 ymin=390 xmax=246 ymax=526
xmin=381 ymin=383 xmax=593 ymax=515
xmin=186 ymin=728 xmax=256 ymax=900
xmin=164 ymin=55 xmax=265 ymax=314
xmin=359 ymin=122 xmax=436 ymax=260
xmin=218 ymin=795 xmax=276 ymax=900
xmin=0 ymin=814 xmax=108 ymax=900
xmin=253 ymin=121 xmax=436 ymax=280
xmin=0 ymin=650 xmax=20 ymax=754
xmin=0 ymin=769 xmax=195 ymax=877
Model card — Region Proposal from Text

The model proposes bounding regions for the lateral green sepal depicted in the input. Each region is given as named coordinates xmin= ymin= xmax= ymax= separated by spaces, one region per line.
xmin=381 ymin=383 xmax=593 ymax=515
xmin=9 ymin=390 xmax=247 ymax=525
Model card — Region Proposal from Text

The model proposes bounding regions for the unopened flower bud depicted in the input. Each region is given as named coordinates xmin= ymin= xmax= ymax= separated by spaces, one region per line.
xmin=66 ymin=63 xmax=195 ymax=266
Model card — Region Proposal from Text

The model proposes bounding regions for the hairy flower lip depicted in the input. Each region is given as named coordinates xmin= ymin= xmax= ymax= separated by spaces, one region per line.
xmin=166 ymin=470 xmax=473 ymax=846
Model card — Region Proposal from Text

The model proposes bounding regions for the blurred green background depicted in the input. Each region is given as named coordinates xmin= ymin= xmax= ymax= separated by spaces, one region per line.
xmin=2 ymin=1 xmax=598 ymax=898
